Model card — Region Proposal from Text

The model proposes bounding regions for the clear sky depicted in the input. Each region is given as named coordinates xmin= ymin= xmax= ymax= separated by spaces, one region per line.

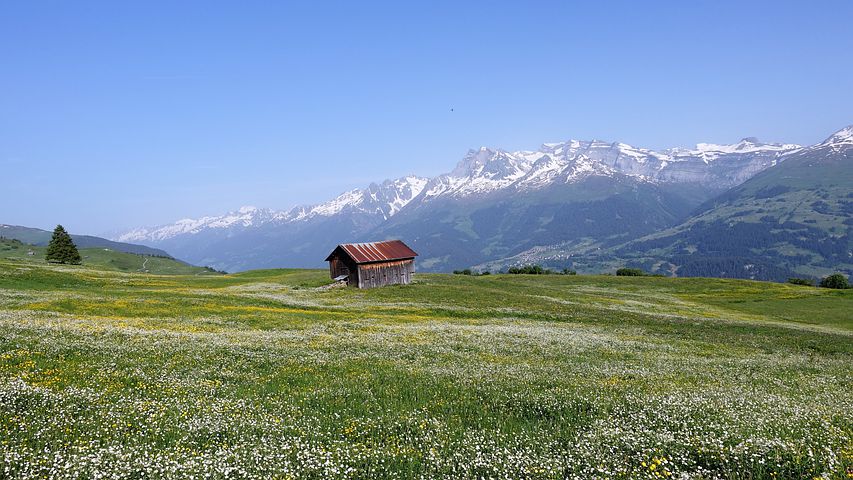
xmin=2 ymin=1 xmax=852 ymax=235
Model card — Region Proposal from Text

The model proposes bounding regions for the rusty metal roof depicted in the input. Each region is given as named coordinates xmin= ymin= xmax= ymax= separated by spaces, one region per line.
xmin=325 ymin=240 xmax=418 ymax=264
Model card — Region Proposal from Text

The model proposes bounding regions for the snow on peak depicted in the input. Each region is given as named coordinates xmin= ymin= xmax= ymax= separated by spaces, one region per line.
xmin=442 ymin=148 xmax=538 ymax=196
xmin=451 ymin=148 xmax=498 ymax=177
xmin=819 ymin=125 xmax=853 ymax=148
xmin=115 ymin=173 xmax=435 ymax=242
xmin=385 ymin=176 xmax=428 ymax=216
xmin=666 ymin=138 xmax=800 ymax=163
xmin=419 ymin=134 xmax=802 ymax=198
xmin=308 ymin=189 xmax=363 ymax=216
xmin=115 ymin=206 xmax=273 ymax=242
xmin=286 ymin=175 xmax=429 ymax=222
xmin=118 ymin=127 xmax=842 ymax=243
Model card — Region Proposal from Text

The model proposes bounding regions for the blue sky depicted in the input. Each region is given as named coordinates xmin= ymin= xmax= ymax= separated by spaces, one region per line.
xmin=2 ymin=1 xmax=852 ymax=234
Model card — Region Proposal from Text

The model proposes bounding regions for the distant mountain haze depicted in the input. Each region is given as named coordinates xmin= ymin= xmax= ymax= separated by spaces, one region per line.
xmin=1 ymin=224 xmax=174 ymax=258
xmin=113 ymin=127 xmax=851 ymax=280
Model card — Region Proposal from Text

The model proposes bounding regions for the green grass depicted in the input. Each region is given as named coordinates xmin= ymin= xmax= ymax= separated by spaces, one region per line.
xmin=1 ymin=238 xmax=220 ymax=276
xmin=0 ymin=258 xmax=850 ymax=479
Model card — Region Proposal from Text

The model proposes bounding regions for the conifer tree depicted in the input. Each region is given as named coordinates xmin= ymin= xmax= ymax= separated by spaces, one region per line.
xmin=45 ymin=225 xmax=82 ymax=265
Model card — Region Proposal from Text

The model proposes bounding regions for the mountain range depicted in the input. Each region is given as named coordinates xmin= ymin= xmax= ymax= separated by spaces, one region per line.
xmin=114 ymin=126 xmax=852 ymax=281
xmin=477 ymin=127 xmax=853 ymax=281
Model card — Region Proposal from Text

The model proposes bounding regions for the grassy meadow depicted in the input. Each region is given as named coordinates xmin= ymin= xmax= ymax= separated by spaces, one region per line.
xmin=0 ymin=258 xmax=851 ymax=479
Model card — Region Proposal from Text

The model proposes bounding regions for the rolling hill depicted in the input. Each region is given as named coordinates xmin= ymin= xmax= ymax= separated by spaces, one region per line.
xmin=0 ymin=237 xmax=220 ymax=275
xmin=0 ymin=224 xmax=174 ymax=257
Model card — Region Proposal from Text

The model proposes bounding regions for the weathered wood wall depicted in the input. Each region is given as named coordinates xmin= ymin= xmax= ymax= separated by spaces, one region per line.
xmin=327 ymin=248 xmax=416 ymax=289
xmin=356 ymin=259 xmax=415 ymax=289
xmin=328 ymin=253 xmax=359 ymax=287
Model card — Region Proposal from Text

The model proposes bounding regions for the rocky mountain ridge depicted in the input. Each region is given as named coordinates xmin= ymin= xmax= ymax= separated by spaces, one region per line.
xmin=117 ymin=135 xmax=801 ymax=245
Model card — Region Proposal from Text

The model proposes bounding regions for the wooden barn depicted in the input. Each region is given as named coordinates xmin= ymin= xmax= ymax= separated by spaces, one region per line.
xmin=325 ymin=240 xmax=418 ymax=289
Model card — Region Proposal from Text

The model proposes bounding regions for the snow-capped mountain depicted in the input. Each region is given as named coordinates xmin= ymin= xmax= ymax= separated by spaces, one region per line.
xmin=119 ymin=135 xmax=798 ymax=245
xmin=117 ymin=206 xmax=281 ymax=243
xmin=421 ymin=136 xmax=799 ymax=199
xmin=475 ymin=125 xmax=853 ymax=281
xmin=117 ymin=176 xmax=428 ymax=244
xmin=814 ymin=125 xmax=853 ymax=152
xmin=114 ymin=129 xmax=824 ymax=272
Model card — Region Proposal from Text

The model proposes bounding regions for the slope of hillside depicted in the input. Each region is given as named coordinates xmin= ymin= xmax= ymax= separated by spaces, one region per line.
xmin=373 ymin=175 xmax=703 ymax=271
xmin=486 ymin=127 xmax=852 ymax=281
xmin=0 ymin=224 xmax=174 ymax=257
xmin=621 ymin=127 xmax=852 ymax=280
xmin=0 ymin=238 xmax=220 ymax=275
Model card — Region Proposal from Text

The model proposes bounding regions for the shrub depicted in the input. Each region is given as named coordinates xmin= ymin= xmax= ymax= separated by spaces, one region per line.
xmin=453 ymin=269 xmax=472 ymax=275
xmin=616 ymin=268 xmax=646 ymax=277
xmin=562 ymin=268 xmax=577 ymax=275
xmin=508 ymin=265 xmax=545 ymax=275
xmin=787 ymin=277 xmax=814 ymax=286
xmin=819 ymin=273 xmax=850 ymax=289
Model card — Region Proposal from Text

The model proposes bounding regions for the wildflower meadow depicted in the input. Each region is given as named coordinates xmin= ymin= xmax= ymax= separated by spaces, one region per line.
xmin=0 ymin=259 xmax=850 ymax=479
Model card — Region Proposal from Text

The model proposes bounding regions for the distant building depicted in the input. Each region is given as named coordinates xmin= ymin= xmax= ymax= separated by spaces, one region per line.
xmin=325 ymin=240 xmax=418 ymax=289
